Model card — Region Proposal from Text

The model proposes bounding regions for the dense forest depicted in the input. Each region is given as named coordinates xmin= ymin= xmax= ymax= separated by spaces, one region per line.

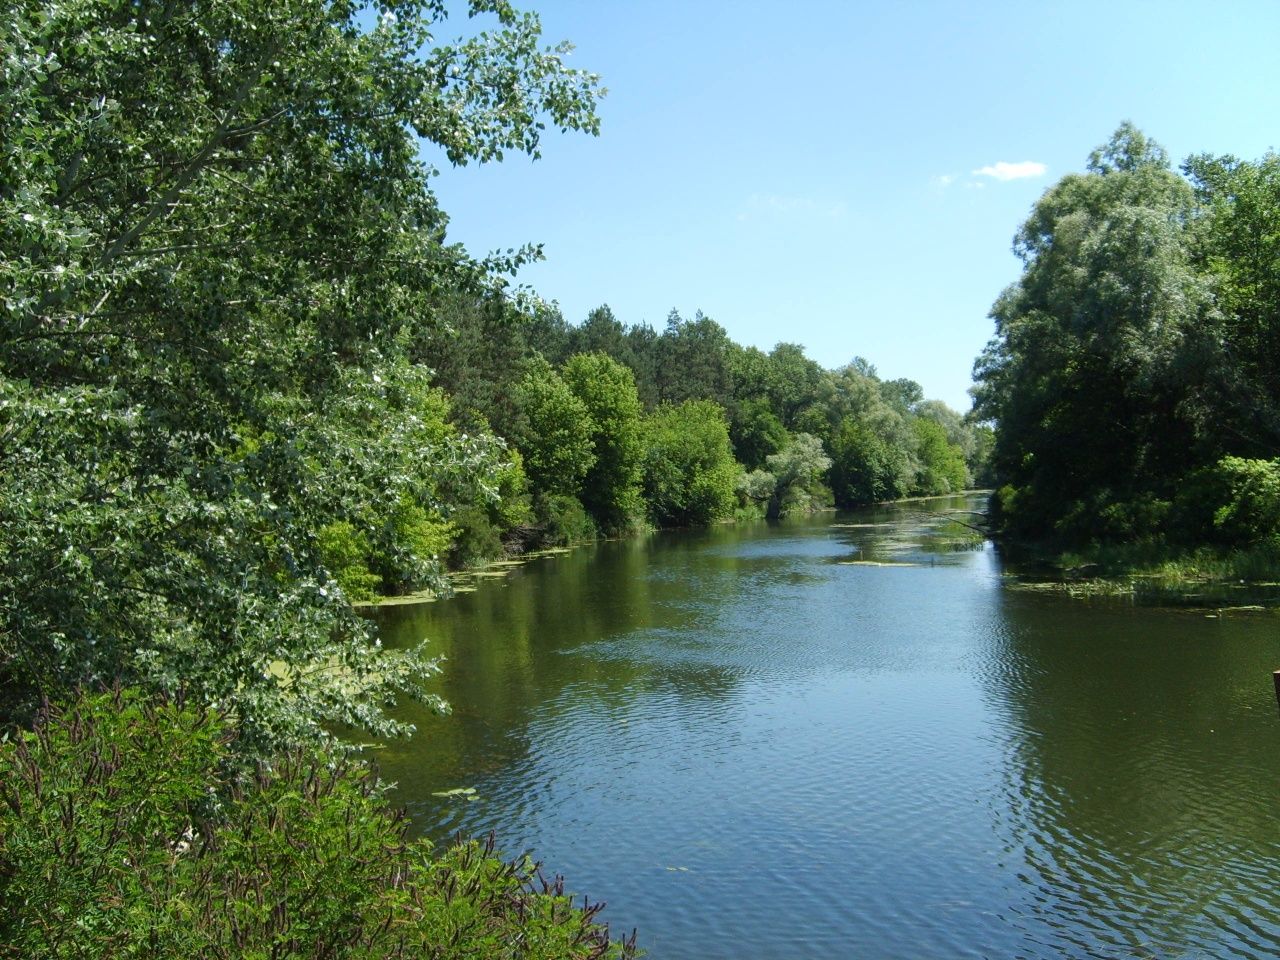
xmin=418 ymin=297 xmax=988 ymax=553
xmin=7 ymin=0 xmax=1272 ymax=952
xmin=0 ymin=1 xmax=981 ymax=955
xmin=974 ymin=124 xmax=1280 ymax=573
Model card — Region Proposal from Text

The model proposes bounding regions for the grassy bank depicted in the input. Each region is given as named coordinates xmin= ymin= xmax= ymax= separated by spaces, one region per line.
xmin=1002 ymin=537 xmax=1280 ymax=605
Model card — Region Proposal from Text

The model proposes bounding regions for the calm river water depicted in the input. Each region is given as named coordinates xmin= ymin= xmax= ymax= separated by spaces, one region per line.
xmin=369 ymin=495 xmax=1280 ymax=960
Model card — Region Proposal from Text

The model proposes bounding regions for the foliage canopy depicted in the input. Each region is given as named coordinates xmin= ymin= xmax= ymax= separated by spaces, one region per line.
xmin=0 ymin=0 xmax=602 ymax=744
xmin=973 ymin=124 xmax=1280 ymax=551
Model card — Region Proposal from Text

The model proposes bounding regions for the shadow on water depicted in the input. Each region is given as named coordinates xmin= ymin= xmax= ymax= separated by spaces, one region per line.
xmin=366 ymin=532 xmax=747 ymax=834
xmin=976 ymin=586 xmax=1280 ymax=958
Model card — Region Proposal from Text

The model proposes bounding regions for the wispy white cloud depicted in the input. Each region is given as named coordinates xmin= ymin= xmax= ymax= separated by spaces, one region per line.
xmin=930 ymin=173 xmax=956 ymax=190
xmin=972 ymin=160 xmax=1047 ymax=182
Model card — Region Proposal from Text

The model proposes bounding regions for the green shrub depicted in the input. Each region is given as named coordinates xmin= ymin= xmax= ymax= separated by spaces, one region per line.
xmin=0 ymin=689 xmax=638 ymax=960
xmin=446 ymin=451 xmax=535 ymax=568
xmin=493 ymin=449 xmax=535 ymax=530
xmin=1209 ymin=457 xmax=1280 ymax=544
xmin=1167 ymin=457 xmax=1280 ymax=546
xmin=534 ymin=493 xmax=599 ymax=546
xmin=316 ymin=520 xmax=383 ymax=601
xmin=447 ymin=504 xmax=507 ymax=568
xmin=391 ymin=500 xmax=457 ymax=563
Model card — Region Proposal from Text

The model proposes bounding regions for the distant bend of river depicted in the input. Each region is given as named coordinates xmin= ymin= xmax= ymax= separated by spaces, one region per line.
xmin=370 ymin=494 xmax=1280 ymax=960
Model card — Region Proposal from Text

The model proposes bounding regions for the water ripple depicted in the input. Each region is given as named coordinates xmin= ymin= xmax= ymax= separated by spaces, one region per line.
xmin=375 ymin=499 xmax=1280 ymax=959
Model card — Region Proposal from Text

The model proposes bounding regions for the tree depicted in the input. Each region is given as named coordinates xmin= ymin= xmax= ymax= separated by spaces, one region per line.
xmin=624 ymin=321 xmax=662 ymax=407
xmin=0 ymin=0 xmax=603 ymax=747
xmin=514 ymin=357 xmax=596 ymax=497
xmin=764 ymin=343 xmax=829 ymax=429
xmin=972 ymin=124 xmax=1211 ymax=542
xmin=825 ymin=361 xmax=918 ymax=502
xmin=911 ymin=417 xmax=968 ymax=495
xmin=411 ymin=290 xmax=534 ymax=436
xmin=829 ymin=418 xmax=900 ymax=506
xmin=640 ymin=400 xmax=738 ymax=526
xmin=653 ymin=310 xmax=733 ymax=407
xmin=879 ymin=378 xmax=924 ymax=415
xmin=728 ymin=396 xmax=789 ymax=469
xmin=1184 ymin=151 xmax=1280 ymax=456
xmin=561 ymin=353 xmax=645 ymax=532
xmin=571 ymin=305 xmax=633 ymax=362
xmin=301 ymin=358 xmax=513 ymax=596
xmin=762 ymin=433 xmax=832 ymax=520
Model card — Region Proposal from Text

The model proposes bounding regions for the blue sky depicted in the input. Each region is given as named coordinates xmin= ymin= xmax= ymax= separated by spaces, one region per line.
xmin=424 ymin=0 xmax=1280 ymax=412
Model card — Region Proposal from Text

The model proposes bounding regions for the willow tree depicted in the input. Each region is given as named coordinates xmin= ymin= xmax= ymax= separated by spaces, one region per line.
xmin=972 ymin=124 xmax=1213 ymax=542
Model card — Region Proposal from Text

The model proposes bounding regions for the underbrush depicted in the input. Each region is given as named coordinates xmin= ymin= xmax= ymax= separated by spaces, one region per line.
xmin=1052 ymin=538 xmax=1280 ymax=584
xmin=0 ymin=688 xmax=638 ymax=960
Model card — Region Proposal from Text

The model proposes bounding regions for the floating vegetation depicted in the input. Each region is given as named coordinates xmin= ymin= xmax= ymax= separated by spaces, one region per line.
xmin=838 ymin=560 xmax=920 ymax=567
xmin=1004 ymin=574 xmax=1280 ymax=611
xmin=916 ymin=518 xmax=988 ymax=554
xmin=1005 ymin=578 xmax=1136 ymax=599
xmin=356 ymin=544 xmax=586 ymax=609
xmin=361 ymin=590 xmax=440 ymax=608
xmin=431 ymin=786 xmax=479 ymax=802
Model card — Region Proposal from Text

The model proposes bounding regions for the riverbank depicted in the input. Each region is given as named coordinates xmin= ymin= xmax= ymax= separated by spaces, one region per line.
xmin=366 ymin=491 xmax=990 ymax=607
xmin=1000 ymin=537 xmax=1280 ymax=607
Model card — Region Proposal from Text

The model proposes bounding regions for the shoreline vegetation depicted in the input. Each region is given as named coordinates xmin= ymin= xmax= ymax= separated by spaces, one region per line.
xmin=973 ymin=125 xmax=1280 ymax=606
xmin=6 ymin=0 xmax=1278 ymax=953
xmin=1 ymin=2 xmax=986 ymax=954
xmin=364 ymin=491 xmax=997 ymax=608
xmin=1001 ymin=539 xmax=1280 ymax=608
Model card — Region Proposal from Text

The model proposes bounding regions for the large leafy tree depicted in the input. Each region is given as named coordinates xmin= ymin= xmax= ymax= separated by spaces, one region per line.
xmin=911 ymin=417 xmax=968 ymax=495
xmin=829 ymin=418 xmax=903 ymax=506
xmin=759 ymin=432 xmax=831 ymax=520
xmin=514 ymin=356 xmax=596 ymax=497
xmin=0 ymin=0 xmax=602 ymax=746
xmin=972 ymin=124 xmax=1212 ymax=541
xmin=1184 ymin=151 xmax=1280 ymax=456
xmin=640 ymin=400 xmax=737 ymax=527
xmin=560 ymin=352 xmax=644 ymax=532
xmin=763 ymin=342 xmax=830 ymax=430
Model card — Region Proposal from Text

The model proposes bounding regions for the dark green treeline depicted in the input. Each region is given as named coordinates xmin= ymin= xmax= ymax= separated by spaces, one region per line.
xmin=973 ymin=123 xmax=1280 ymax=564
xmin=420 ymin=297 xmax=990 ymax=552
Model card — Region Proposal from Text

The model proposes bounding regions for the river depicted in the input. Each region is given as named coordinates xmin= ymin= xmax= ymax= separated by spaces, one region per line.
xmin=369 ymin=494 xmax=1280 ymax=959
